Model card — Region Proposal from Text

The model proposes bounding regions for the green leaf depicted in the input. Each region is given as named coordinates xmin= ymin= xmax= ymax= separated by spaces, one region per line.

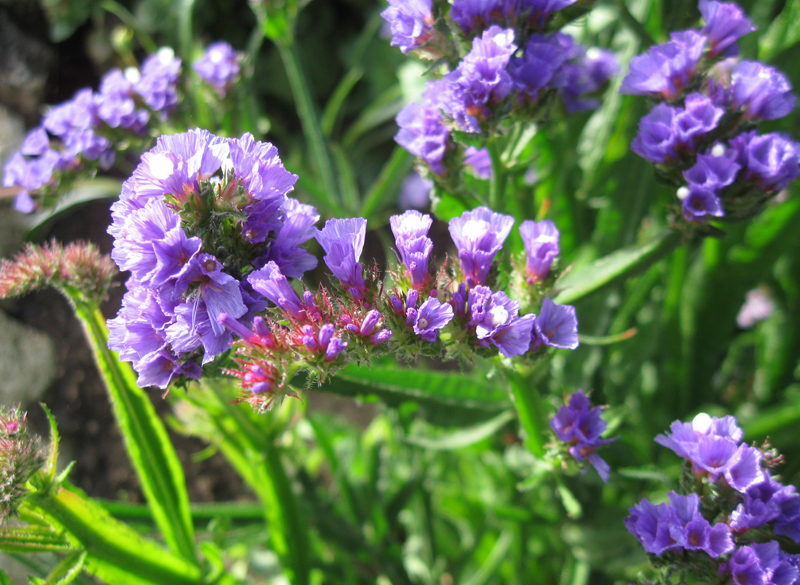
xmin=360 ymin=146 xmax=413 ymax=220
xmin=40 ymin=404 xmax=60 ymax=485
xmin=26 ymin=179 xmax=123 ymax=240
xmin=0 ymin=568 xmax=10 ymax=585
xmin=36 ymin=549 xmax=87 ymax=585
xmin=26 ymin=486 xmax=201 ymax=585
xmin=405 ymin=410 xmax=515 ymax=450
xmin=555 ymin=479 xmax=582 ymax=518
xmin=0 ymin=526 xmax=72 ymax=554
xmin=70 ymin=305 xmax=196 ymax=563
xmin=554 ymin=229 xmax=682 ymax=305
xmin=321 ymin=363 xmax=511 ymax=414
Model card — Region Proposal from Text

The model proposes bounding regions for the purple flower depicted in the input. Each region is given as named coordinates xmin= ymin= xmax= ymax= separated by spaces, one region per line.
xmin=248 ymin=262 xmax=304 ymax=318
xmin=551 ymin=390 xmax=618 ymax=482
xmin=620 ymin=30 xmax=706 ymax=100
xmin=731 ymin=131 xmax=800 ymax=193
xmin=381 ymin=0 xmax=434 ymax=54
xmin=521 ymin=0 xmax=578 ymax=29
xmin=135 ymin=47 xmax=182 ymax=116
xmin=683 ymin=150 xmax=742 ymax=192
xmin=531 ymin=298 xmax=579 ymax=350
xmin=193 ymin=41 xmax=240 ymax=97
xmin=699 ymin=0 xmax=756 ymax=57
xmin=442 ymin=26 xmax=517 ymax=132
xmin=413 ymin=298 xmax=454 ymax=341
xmin=557 ymin=46 xmax=620 ymax=113
xmin=315 ymin=217 xmax=368 ymax=293
xmin=450 ymin=0 xmax=520 ymax=36
xmin=680 ymin=186 xmax=725 ymax=221
xmin=736 ymin=288 xmax=775 ymax=329
xmin=467 ymin=286 xmax=536 ymax=356
xmin=722 ymin=542 xmax=800 ymax=585
xmin=449 ymin=206 xmax=514 ymax=287
xmin=228 ymin=133 xmax=298 ymax=203
xmin=464 ymin=146 xmax=492 ymax=178
xmin=728 ymin=61 xmax=796 ymax=121
xmin=259 ymin=198 xmax=320 ymax=278
xmin=398 ymin=171 xmax=433 ymax=209
xmin=97 ymin=69 xmax=150 ymax=132
xmin=509 ymin=34 xmax=568 ymax=103
xmin=395 ymin=81 xmax=451 ymax=175
xmin=391 ymin=210 xmax=434 ymax=289
xmin=731 ymin=475 xmax=800 ymax=537
xmin=632 ymin=94 xmax=724 ymax=164
xmin=519 ymin=219 xmax=559 ymax=282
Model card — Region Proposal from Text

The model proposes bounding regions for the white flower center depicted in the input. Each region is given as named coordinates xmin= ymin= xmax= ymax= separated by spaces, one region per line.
xmin=157 ymin=47 xmax=175 ymax=64
xmin=711 ymin=144 xmax=726 ymax=157
xmin=417 ymin=317 xmax=429 ymax=329
xmin=489 ymin=306 xmax=509 ymax=326
xmin=676 ymin=186 xmax=690 ymax=201
xmin=692 ymin=412 xmax=712 ymax=434
xmin=461 ymin=219 xmax=489 ymax=241
xmin=124 ymin=67 xmax=141 ymax=84
xmin=150 ymin=154 xmax=175 ymax=180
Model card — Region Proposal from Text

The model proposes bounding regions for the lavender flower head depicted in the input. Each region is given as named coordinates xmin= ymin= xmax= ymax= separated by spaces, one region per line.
xmin=135 ymin=47 xmax=182 ymax=116
xmin=315 ymin=217 xmax=368 ymax=294
xmin=442 ymin=26 xmax=517 ymax=132
xmin=625 ymin=491 xmax=734 ymax=556
xmin=619 ymin=30 xmax=706 ymax=100
xmin=193 ymin=41 xmax=241 ymax=97
xmin=519 ymin=219 xmax=559 ymax=282
xmin=395 ymin=81 xmax=451 ymax=175
xmin=449 ymin=206 xmax=514 ymax=287
xmin=391 ymin=210 xmax=434 ymax=289
xmin=381 ymin=0 xmax=434 ymax=54
xmin=467 ymin=286 xmax=536 ymax=356
xmin=728 ymin=61 xmax=797 ymax=121
xmin=655 ymin=412 xmax=765 ymax=492
xmin=531 ymin=298 xmax=579 ymax=350
xmin=413 ymin=298 xmax=454 ymax=341
xmin=550 ymin=390 xmax=618 ymax=482
xmin=731 ymin=131 xmax=800 ymax=194
xmin=699 ymin=0 xmax=756 ymax=57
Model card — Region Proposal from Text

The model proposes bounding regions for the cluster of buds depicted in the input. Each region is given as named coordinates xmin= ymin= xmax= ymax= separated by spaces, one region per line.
xmin=218 ymin=201 xmax=578 ymax=410
xmin=0 ymin=407 xmax=46 ymax=524
xmin=2 ymin=42 xmax=240 ymax=214
xmin=626 ymin=413 xmax=800 ymax=584
xmin=621 ymin=0 xmax=800 ymax=225
xmin=383 ymin=0 xmax=618 ymax=181
xmin=0 ymin=240 xmax=117 ymax=306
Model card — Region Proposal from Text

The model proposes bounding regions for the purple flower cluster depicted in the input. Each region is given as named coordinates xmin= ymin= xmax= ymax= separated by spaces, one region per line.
xmin=388 ymin=1 xmax=617 ymax=177
xmin=627 ymin=413 xmax=800 ymax=584
xmin=550 ymin=390 xmax=618 ymax=482
xmin=2 ymin=47 xmax=182 ymax=214
xmin=193 ymin=41 xmax=241 ymax=97
xmin=621 ymin=1 xmax=800 ymax=223
xmin=107 ymin=129 xmax=318 ymax=388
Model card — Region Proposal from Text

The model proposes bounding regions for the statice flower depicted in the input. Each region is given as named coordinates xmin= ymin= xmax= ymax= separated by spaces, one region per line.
xmin=680 ymin=150 xmax=741 ymax=220
xmin=0 ymin=407 xmax=47 ymax=524
xmin=519 ymin=219 xmax=559 ymax=282
xmin=619 ymin=30 xmax=706 ymax=100
xmin=442 ymin=26 xmax=517 ymax=132
xmin=450 ymin=0 xmax=520 ymax=36
xmin=530 ymin=298 xmax=579 ymax=350
xmin=248 ymin=262 xmax=304 ymax=318
xmin=655 ymin=412 xmax=765 ymax=492
xmin=625 ymin=491 xmax=734 ymax=555
xmin=467 ymin=286 xmax=536 ymax=356
xmin=96 ymin=69 xmax=150 ymax=132
xmin=522 ymin=0 xmax=578 ymax=29
xmin=726 ymin=61 xmax=797 ymax=121
xmin=509 ymin=33 xmax=570 ymax=103
xmin=632 ymin=94 xmax=724 ymax=164
xmin=551 ymin=390 xmax=618 ymax=482
xmin=557 ymin=46 xmax=620 ymax=113
xmin=720 ymin=542 xmax=799 ymax=585
xmin=413 ymin=298 xmax=454 ymax=341
xmin=464 ymin=146 xmax=492 ymax=178
xmin=449 ymin=206 xmax=514 ymax=287
xmin=135 ymin=47 xmax=182 ymax=116
xmin=315 ymin=218 xmax=368 ymax=295
xmin=381 ymin=0 xmax=434 ymax=54
xmin=730 ymin=474 xmax=800 ymax=541
xmin=699 ymin=0 xmax=756 ymax=57
xmin=395 ymin=81 xmax=451 ymax=175
xmin=398 ymin=171 xmax=433 ymax=209
xmin=731 ymin=131 xmax=800 ymax=194
xmin=193 ymin=41 xmax=240 ymax=97
xmin=108 ymin=129 xmax=313 ymax=387
xmin=390 ymin=210 xmax=434 ymax=289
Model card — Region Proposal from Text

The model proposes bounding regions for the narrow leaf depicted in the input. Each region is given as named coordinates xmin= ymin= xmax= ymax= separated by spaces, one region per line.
xmin=554 ymin=229 xmax=682 ymax=305
xmin=405 ymin=411 xmax=515 ymax=450
xmin=71 ymin=304 xmax=196 ymax=562
xmin=39 ymin=549 xmax=87 ymax=585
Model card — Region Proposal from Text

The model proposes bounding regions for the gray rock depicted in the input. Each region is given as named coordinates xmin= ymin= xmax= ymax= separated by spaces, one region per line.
xmin=0 ymin=309 xmax=56 ymax=407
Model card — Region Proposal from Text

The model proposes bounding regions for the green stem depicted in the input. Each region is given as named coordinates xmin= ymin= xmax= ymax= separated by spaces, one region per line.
xmin=487 ymin=139 xmax=505 ymax=211
xmin=361 ymin=145 xmax=413 ymax=220
xmin=101 ymin=0 xmax=157 ymax=54
xmin=26 ymin=488 xmax=202 ymax=585
xmin=616 ymin=0 xmax=656 ymax=47
xmin=507 ymin=371 xmax=546 ymax=459
xmin=177 ymin=0 xmax=197 ymax=61
xmin=277 ymin=41 xmax=341 ymax=213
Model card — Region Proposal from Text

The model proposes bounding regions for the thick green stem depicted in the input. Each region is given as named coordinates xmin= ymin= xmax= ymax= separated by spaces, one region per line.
xmin=277 ymin=41 xmax=341 ymax=214
xmin=507 ymin=371 xmax=546 ymax=459
xmin=487 ymin=139 xmax=506 ymax=211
